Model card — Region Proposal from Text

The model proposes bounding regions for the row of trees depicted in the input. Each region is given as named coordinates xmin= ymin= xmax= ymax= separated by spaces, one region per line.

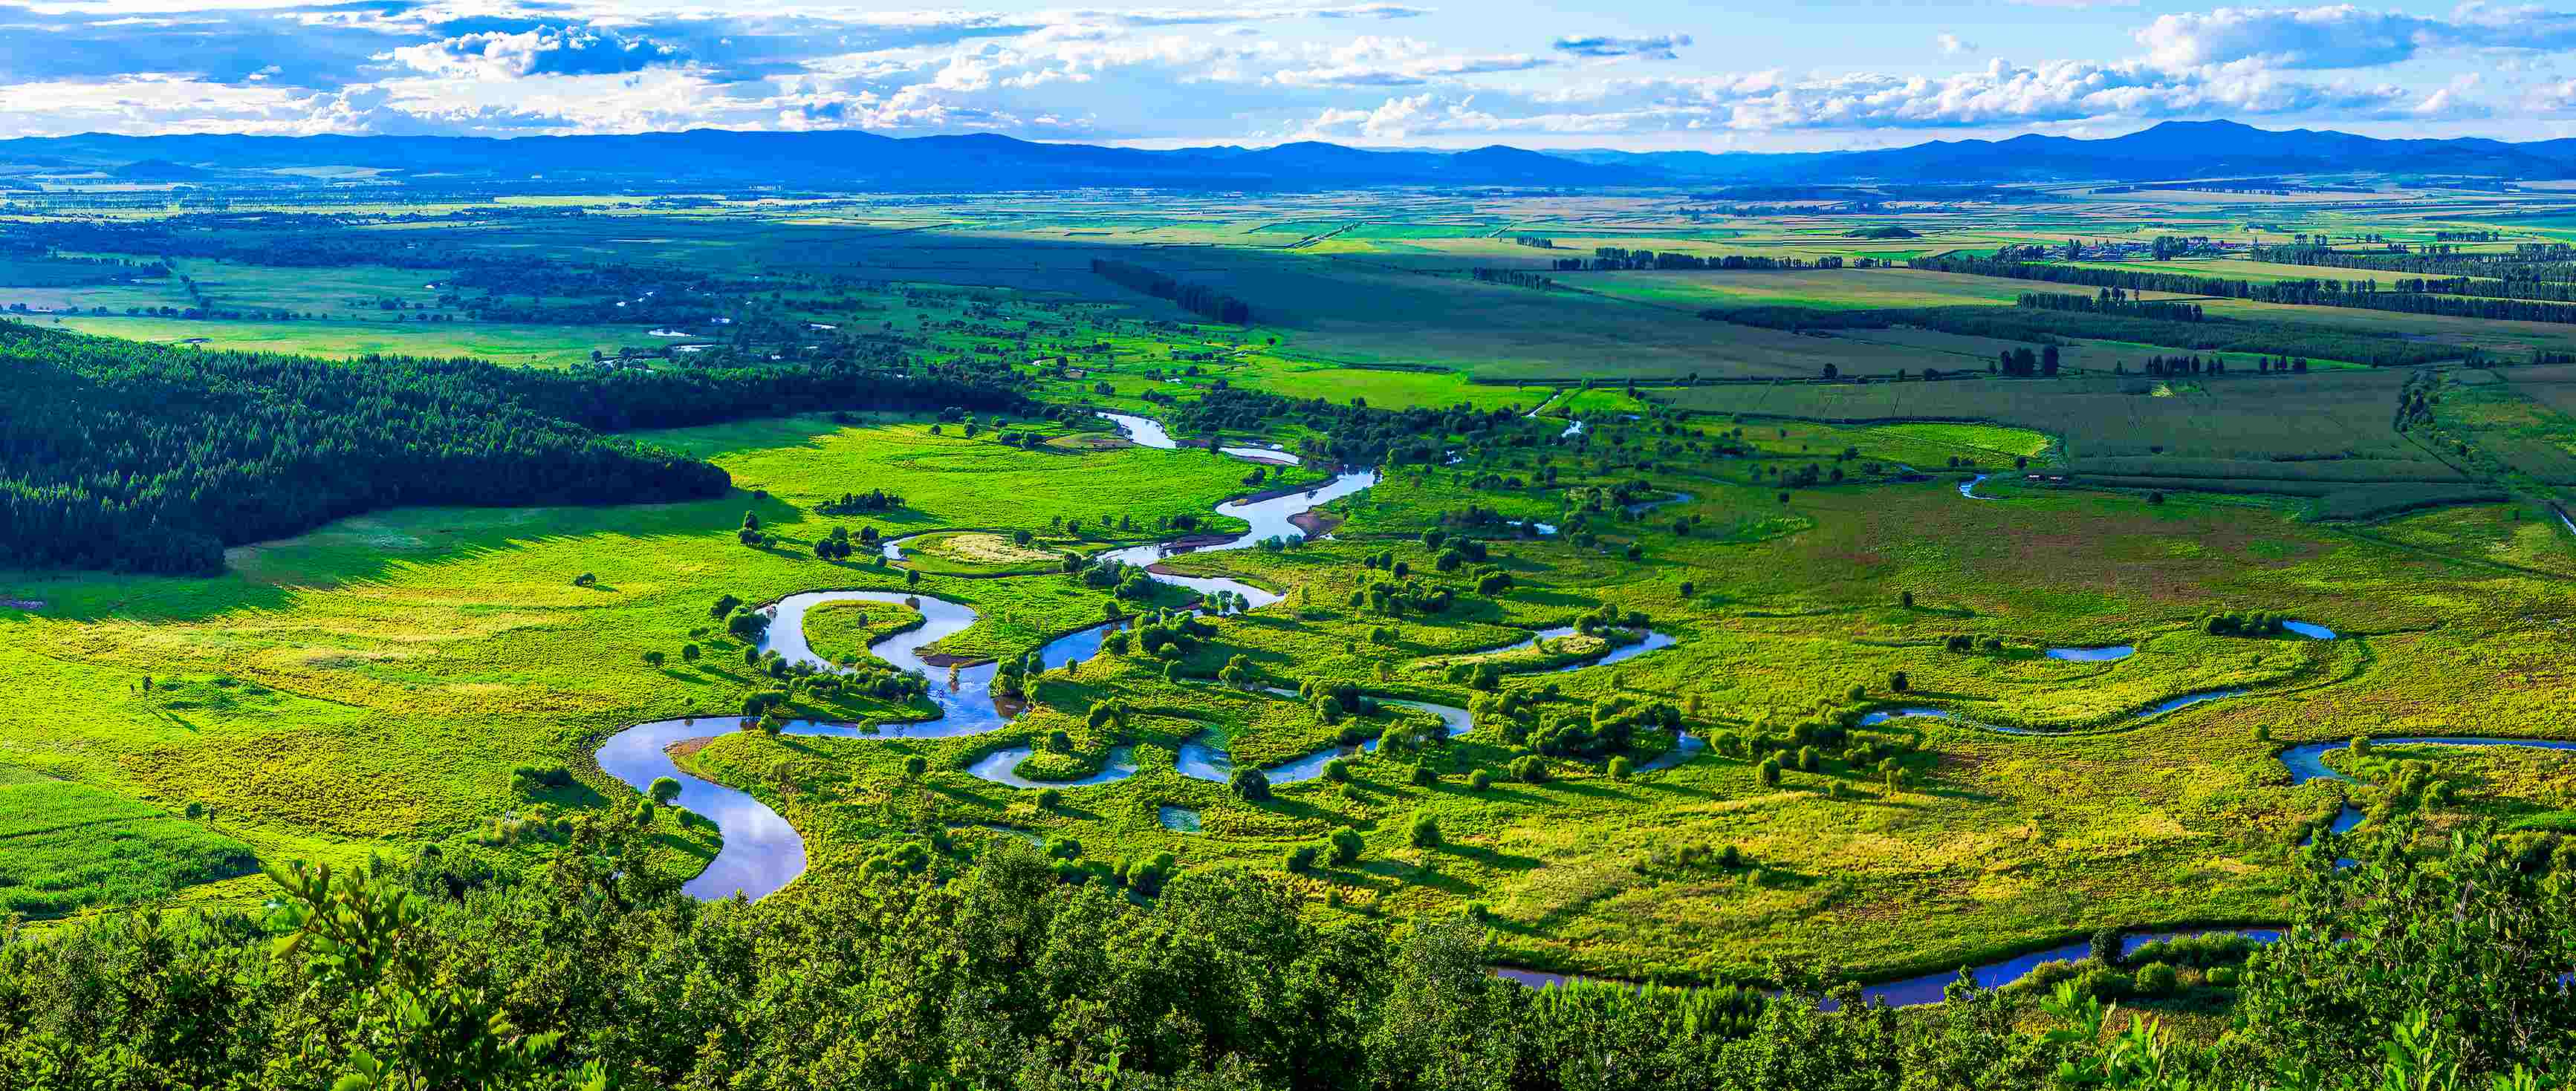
xmin=1911 ymin=253 xmax=2576 ymax=325
xmin=0 ymin=813 xmax=2563 ymax=1088
xmin=1089 ymin=258 xmax=1252 ymax=325
xmin=2016 ymin=291 xmax=2206 ymax=322
xmin=1560 ymin=250 xmax=1852 ymax=272
xmin=1700 ymin=302 xmax=2461 ymax=368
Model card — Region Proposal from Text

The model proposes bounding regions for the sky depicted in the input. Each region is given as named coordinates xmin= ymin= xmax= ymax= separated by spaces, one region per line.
xmin=1 ymin=1 xmax=2574 ymax=151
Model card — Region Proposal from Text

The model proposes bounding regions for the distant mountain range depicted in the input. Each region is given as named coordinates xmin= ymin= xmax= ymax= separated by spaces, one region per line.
xmin=4 ymin=120 xmax=2573 ymax=192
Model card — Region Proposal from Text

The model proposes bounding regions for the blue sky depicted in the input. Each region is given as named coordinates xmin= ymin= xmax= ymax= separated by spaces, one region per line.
xmin=0 ymin=1 xmax=2570 ymax=149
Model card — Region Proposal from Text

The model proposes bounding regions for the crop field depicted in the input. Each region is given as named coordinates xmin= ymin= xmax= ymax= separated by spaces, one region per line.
xmin=6 ymin=179 xmax=2576 ymax=1020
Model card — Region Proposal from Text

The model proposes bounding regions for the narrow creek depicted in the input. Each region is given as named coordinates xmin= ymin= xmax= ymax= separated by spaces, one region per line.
xmin=1502 ymin=730 xmax=2576 ymax=1004
xmin=601 ymin=410 xmax=1682 ymax=899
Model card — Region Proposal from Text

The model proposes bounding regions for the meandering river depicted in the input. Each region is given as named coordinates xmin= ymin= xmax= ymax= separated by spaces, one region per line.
xmin=601 ymin=411 xmax=1684 ymax=899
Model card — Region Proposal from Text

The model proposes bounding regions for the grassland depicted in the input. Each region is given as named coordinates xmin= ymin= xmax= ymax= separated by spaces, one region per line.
xmin=0 ymin=780 xmax=258 ymax=917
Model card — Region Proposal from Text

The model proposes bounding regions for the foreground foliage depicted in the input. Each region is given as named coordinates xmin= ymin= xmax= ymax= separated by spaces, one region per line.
xmin=0 ymin=816 xmax=2563 ymax=1090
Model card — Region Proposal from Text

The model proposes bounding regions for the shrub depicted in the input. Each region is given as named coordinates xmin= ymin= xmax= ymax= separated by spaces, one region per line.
xmin=1036 ymin=787 xmax=1062 ymax=811
xmin=1756 ymin=757 xmax=1781 ymax=787
xmin=1326 ymin=827 xmax=1363 ymax=865
xmin=2205 ymin=965 xmax=2240 ymax=988
xmin=1889 ymin=671 xmax=1910 ymax=693
xmin=1228 ymin=766 xmax=1272 ymax=802
xmin=902 ymin=755 xmax=927 ymax=778
xmin=647 ymin=777 xmax=682 ymax=805
xmin=1607 ymin=756 xmax=1632 ymax=780
xmin=1283 ymin=844 xmax=1319 ymax=873
xmin=1409 ymin=764 xmax=1436 ymax=787
xmin=1468 ymin=769 xmax=1493 ymax=791
xmin=2133 ymin=961 xmax=2179 ymax=997
xmin=1511 ymin=755 xmax=1548 ymax=784
xmin=2074 ymin=967 xmax=2132 ymax=1000
xmin=1408 ymin=813 xmax=1441 ymax=849
xmin=2089 ymin=926 xmax=2124 ymax=967
xmin=510 ymin=763 xmax=574 ymax=795
xmin=1322 ymin=758 xmax=1351 ymax=783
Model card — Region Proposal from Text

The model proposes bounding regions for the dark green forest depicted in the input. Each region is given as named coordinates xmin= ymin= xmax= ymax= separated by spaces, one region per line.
xmin=0 ymin=322 xmax=1028 ymax=573
xmin=0 ymin=819 xmax=2562 ymax=1090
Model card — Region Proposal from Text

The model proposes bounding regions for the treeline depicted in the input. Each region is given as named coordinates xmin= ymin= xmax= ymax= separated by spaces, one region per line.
xmin=0 ymin=815 xmax=2563 ymax=1089
xmin=2017 ymin=291 xmax=2206 ymax=322
xmin=0 ymin=322 xmax=1028 ymax=573
xmin=1554 ymin=250 xmax=1856 ymax=272
xmin=1910 ymin=253 xmax=2576 ymax=325
xmin=2249 ymin=243 xmax=2576 ymax=280
xmin=1090 ymin=258 xmax=1251 ymax=324
xmin=1699 ymin=303 xmax=2462 ymax=368
xmin=1471 ymin=267 xmax=1557 ymax=290
xmin=1164 ymin=387 xmax=1525 ymax=467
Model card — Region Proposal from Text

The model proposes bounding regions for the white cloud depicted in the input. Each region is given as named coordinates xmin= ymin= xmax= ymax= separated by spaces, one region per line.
xmin=2136 ymin=4 xmax=2576 ymax=71
xmin=1937 ymin=33 xmax=1976 ymax=56
xmin=1551 ymin=33 xmax=1692 ymax=60
xmin=389 ymin=26 xmax=685 ymax=80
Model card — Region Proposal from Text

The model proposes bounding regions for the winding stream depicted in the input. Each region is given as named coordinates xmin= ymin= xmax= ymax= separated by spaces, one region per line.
xmin=1501 ymin=733 xmax=2576 ymax=1005
xmin=598 ymin=410 xmax=1562 ymax=899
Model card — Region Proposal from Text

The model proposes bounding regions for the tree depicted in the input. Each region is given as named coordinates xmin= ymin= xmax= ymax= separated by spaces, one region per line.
xmin=1227 ymin=766 xmax=1271 ymax=802
xmin=902 ymin=755 xmax=927 ymax=779
xmin=647 ymin=777 xmax=682 ymax=806
xmin=1326 ymin=826 xmax=1363 ymax=866
xmin=680 ymin=642 xmax=701 ymax=662
xmin=2089 ymin=925 xmax=2123 ymax=966
xmin=262 ymin=862 xmax=569 ymax=1090
xmin=641 ymin=651 xmax=665 ymax=667
xmin=1889 ymin=671 xmax=1910 ymax=693
xmin=1407 ymin=813 xmax=1441 ymax=849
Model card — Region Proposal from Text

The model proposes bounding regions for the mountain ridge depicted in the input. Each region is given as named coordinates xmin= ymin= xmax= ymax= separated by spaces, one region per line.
xmin=4 ymin=120 xmax=2572 ymax=192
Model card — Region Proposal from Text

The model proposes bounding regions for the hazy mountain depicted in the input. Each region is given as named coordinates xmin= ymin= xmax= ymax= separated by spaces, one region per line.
xmin=3 ymin=120 xmax=2573 ymax=192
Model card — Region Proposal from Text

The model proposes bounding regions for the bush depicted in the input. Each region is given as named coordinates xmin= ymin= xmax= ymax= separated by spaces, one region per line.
xmin=1407 ymin=813 xmax=1441 ymax=849
xmin=1511 ymin=755 xmax=1548 ymax=784
xmin=1468 ymin=769 xmax=1493 ymax=791
xmin=2132 ymin=961 xmax=2179 ymax=997
xmin=647 ymin=776 xmax=683 ymax=805
xmin=1607 ymin=756 xmax=1632 ymax=780
xmin=1036 ymin=788 xmax=1062 ymax=811
xmin=1283 ymin=844 xmax=1319 ymax=873
xmin=1228 ymin=766 xmax=1272 ymax=802
xmin=2089 ymin=926 xmax=2124 ymax=967
xmin=1326 ymin=827 xmax=1363 ymax=866
xmin=902 ymin=755 xmax=928 ymax=778
xmin=2205 ymin=965 xmax=2240 ymax=988
xmin=2074 ymin=967 xmax=2133 ymax=1000
xmin=1755 ymin=758 xmax=1781 ymax=787
xmin=1322 ymin=758 xmax=1351 ymax=783
xmin=1409 ymin=764 xmax=1436 ymax=787
xmin=510 ymin=763 xmax=574 ymax=795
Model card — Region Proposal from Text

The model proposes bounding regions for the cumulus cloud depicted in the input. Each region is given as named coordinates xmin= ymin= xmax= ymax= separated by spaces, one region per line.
xmin=389 ymin=25 xmax=685 ymax=79
xmin=1551 ymin=33 xmax=1692 ymax=60
xmin=2136 ymin=4 xmax=2576 ymax=71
